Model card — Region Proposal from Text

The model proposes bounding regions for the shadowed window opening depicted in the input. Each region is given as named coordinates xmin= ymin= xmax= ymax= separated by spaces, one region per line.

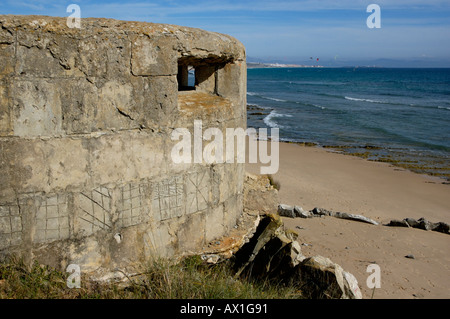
xmin=178 ymin=57 xmax=228 ymax=93
xmin=178 ymin=64 xmax=196 ymax=91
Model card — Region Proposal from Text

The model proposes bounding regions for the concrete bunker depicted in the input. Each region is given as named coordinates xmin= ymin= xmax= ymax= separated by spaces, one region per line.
xmin=0 ymin=15 xmax=247 ymax=277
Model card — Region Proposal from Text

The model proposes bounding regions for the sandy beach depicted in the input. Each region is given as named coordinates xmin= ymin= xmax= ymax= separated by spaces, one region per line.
xmin=246 ymin=142 xmax=450 ymax=299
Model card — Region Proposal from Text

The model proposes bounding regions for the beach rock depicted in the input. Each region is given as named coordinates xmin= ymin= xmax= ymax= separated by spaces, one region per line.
xmin=384 ymin=217 xmax=450 ymax=234
xmin=385 ymin=219 xmax=410 ymax=227
xmin=309 ymin=207 xmax=378 ymax=225
xmin=311 ymin=207 xmax=334 ymax=217
xmin=405 ymin=254 xmax=415 ymax=259
xmin=278 ymin=204 xmax=296 ymax=218
xmin=333 ymin=212 xmax=379 ymax=225
xmin=404 ymin=218 xmax=419 ymax=228
xmin=294 ymin=206 xmax=312 ymax=218
xmin=416 ymin=218 xmax=432 ymax=230
xmin=430 ymin=222 xmax=450 ymax=234
xmin=277 ymin=204 xmax=313 ymax=218
xmin=290 ymin=255 xmax=362 ymax=299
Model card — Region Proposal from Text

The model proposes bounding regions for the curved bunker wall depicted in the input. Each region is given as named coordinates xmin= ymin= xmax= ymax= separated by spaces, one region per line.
xmin=0 ymin=15 xmax=247 ymax=273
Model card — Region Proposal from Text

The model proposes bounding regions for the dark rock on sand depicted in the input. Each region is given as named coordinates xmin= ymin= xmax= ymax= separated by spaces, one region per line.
xmin=311 ymin=207 xmax=334 ymax=217
xmin=278 ymin=204 xmax=296 ymax=218
xmin=233 ymin=214 xmax=362 ymax=299
xmin=385 ymin=219 xmax=410 ymax=227
xmin=430 ymin=222 xmax=450 ymax=234
xmin=294 ymin=206 xmax=312 ymax=218
xmin=385 ymin=217 xmax=450 ymax=234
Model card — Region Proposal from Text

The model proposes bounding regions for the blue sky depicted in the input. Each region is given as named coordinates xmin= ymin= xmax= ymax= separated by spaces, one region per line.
xmin=1 ymin=0 xmax=450 ymax=66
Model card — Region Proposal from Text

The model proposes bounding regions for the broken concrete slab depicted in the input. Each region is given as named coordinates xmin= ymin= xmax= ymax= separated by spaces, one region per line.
xmin=231 ymin=214 xmax=362 ymax=299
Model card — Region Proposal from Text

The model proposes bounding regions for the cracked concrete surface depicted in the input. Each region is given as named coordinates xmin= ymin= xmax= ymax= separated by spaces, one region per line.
xmin=0 ymin=15 xmax=247 ymax=277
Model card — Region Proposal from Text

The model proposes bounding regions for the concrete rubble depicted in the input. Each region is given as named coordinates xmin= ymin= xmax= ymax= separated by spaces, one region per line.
xmin=231 ymin=213 xmax=362 ymax=299
xmin=201 ymin=174 xmax=363 ymax=299
xmin=278 ymin=204 xmax=379 ymax=225
xmin=385 ymin=217 xmax=449 ymax=234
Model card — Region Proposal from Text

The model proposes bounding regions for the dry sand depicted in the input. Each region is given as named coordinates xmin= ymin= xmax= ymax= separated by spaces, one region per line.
xmin=246 ymin=142 xmax=450 ymax=299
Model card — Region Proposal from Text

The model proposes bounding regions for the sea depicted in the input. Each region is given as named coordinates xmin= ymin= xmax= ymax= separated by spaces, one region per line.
xmin=246 ymin=67 xmax=450 ymax=181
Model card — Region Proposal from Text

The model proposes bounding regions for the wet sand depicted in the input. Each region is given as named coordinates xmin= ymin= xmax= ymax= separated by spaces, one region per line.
xmin=246 ymin=142 xmax=450 ymax=299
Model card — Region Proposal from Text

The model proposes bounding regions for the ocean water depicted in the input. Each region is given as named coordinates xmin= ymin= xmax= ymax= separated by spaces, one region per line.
xmin=246 ymin=67 xmax=450 ymax=180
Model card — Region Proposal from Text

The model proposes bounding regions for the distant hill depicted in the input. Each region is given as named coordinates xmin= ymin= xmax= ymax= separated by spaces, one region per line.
xmin=247 ymin=62 xmax=323 ymax=68
xmin=247 ymin=56 xmax=450 ymax=68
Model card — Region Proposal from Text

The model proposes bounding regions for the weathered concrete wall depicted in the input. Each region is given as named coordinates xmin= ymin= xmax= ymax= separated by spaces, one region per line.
xmin=0 ymin=15 xmax=246 ymax=274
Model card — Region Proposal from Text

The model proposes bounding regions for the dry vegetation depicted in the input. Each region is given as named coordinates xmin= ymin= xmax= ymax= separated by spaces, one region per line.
xmin=0 ymin=256 xmax=302 ymax=299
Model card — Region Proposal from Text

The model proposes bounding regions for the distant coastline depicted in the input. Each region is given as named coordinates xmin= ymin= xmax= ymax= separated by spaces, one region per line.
xmin=247 ymin=62 xmax=323 ymax=69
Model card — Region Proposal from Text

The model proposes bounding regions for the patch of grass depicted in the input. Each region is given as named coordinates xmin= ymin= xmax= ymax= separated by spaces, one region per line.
xmin=140 ymin=256 xmax=300 ymax=299
xmin=0 ymin=256 xmax=74 ymax=299
xmin=0 ymin=256 xmax=302 ymax=299
xmin=0 ymin=256 xmax=126 ymax=299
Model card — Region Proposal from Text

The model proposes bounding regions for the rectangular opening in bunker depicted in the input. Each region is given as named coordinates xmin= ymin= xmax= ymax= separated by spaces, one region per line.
xmin=177 ymin=58 xmax=220 ymax=93
xmin=178 ymin=64 xmax=196 ymax=91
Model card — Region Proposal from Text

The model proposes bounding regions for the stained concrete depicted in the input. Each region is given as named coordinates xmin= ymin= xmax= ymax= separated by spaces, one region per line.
xmin=0 ymin=15 xmax=247 ymax=276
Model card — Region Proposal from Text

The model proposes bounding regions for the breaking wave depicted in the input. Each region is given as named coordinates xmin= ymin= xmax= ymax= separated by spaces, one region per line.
xmin=263 ymin=110 xmax=293 ymax=128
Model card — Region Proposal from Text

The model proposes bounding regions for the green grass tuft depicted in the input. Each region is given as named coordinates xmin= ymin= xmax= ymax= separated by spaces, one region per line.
xmin=0 ymin=255 xmax=303 ymax=299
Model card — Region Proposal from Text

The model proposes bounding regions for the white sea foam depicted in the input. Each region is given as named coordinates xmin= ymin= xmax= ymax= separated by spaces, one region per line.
xmin=263 ymin=110 xmax=293 ymax=128
xmin=345 ymin=96 xmax=382 ymax=103
xmin=312 ymin=104 xmax=326 ymax=110
xmin=437 ymin=106 xmax=450 ymax=111
xmin=247 ymin=91 xmax=288 ymax=102
xmin=265 ymin=96 xmax=288 ymax=102
xmin=293 ymin=101 xmax=326 ymax=110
